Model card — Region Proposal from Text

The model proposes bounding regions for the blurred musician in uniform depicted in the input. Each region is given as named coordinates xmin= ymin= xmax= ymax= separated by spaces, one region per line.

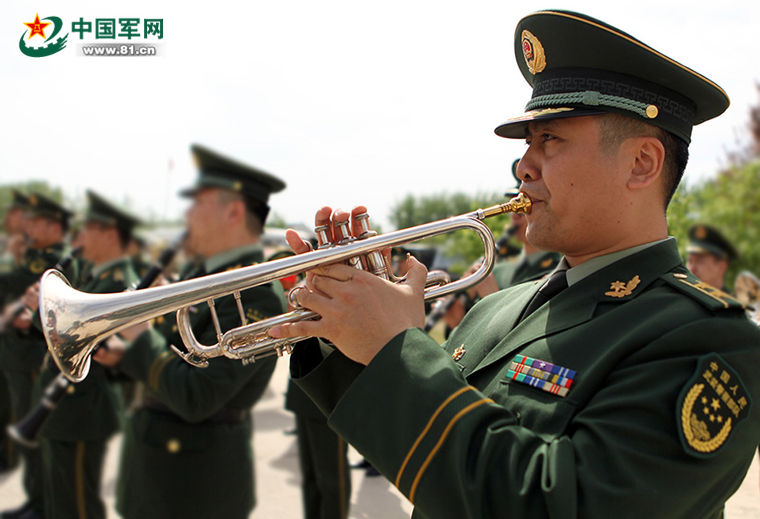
xmin=276 ymin=248 xmax=352 ymax=519
xmin=685 ymin=223 xmax=737 ymax=293
xmin=31 ymin=190 xmax=141 ymax=519
xmin=1 ymin=192 xmax=73 ymax=519
xmin=0 ymin=189 xmax=30 ymax=475
xmin=95 ymin=144 xmax=287 ymax=519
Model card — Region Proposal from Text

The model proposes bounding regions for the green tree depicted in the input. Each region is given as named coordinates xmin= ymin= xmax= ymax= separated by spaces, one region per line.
xmin=388 ymin=191 xmax=518 ymax=276
xmin=666 ymin=160 xmax=760 ymax=289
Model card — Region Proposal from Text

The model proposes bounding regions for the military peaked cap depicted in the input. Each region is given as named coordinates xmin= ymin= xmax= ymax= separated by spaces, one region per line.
xmin=495 ymin=10 xmax=729 ymax=143
xmin=27 ymin=191 xmax=72 ymax=223
xmin=9 ymin=189 xmax=30 ymax=210
xmin=182 ymin=144 xmax=286 ymax=223
xmin=85 ymin=190 xmax=143 ymax=233
xmin=504 ymin=159 xmax=521 ymax=198
xmin=687 ymin=224 xmax=738 ymax=262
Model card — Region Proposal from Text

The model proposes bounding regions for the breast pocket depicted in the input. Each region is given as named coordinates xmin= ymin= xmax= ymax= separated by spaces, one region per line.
xmin=492 ymin=378 xmax=578 ymax=441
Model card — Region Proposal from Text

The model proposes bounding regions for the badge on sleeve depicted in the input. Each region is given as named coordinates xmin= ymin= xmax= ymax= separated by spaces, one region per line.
xmin=677 ymin=353 xmax=751 ymax=457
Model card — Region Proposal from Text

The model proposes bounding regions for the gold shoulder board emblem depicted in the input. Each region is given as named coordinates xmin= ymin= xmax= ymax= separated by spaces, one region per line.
xmin=605 ymin=275 xmax=641 ymax=298
xmin=677 ymin=353 xmax=750 ymax=457
xmin=521 ymin=30 xmax=546 ymax=75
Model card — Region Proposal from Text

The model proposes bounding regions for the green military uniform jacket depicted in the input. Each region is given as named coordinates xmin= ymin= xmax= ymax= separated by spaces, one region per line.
xmin=291 ymin=239 xmax=760 ymax=519
xmin=37 ymin=257 xmax=137 ymax=441
xmin=492 ymin=250 xmax=561 ymax=289
xmin=116 ymin=244 xmax=285 ymax=519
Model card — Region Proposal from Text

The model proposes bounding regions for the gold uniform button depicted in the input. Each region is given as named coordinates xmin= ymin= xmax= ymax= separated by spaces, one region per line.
xmin=66 ymin=385 xmax=76 ymax=394
xmin=166 ymin=439 xmax=181 ymax=453
xmin=646 ymin=104 xmax=659 ymax=119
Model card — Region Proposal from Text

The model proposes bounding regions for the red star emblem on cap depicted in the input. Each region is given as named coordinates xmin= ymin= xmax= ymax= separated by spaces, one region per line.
xmin=24 ymin=14 xmax=51 ymax=40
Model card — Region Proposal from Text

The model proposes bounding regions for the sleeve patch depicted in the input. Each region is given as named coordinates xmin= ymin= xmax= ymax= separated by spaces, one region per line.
xmin=676 ymin=353 xmax=751 ymax=457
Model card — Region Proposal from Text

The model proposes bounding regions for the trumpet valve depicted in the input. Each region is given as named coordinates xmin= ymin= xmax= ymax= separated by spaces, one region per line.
xmin=354 ymin=213 xmax=376 ymax=240
xmin=275 ymin=343 xmax=294 ymax=357
xmin=333 ymin=219 xmax=354 ymax=246
xmin=314 ymin=224 xmax=332 ymax=249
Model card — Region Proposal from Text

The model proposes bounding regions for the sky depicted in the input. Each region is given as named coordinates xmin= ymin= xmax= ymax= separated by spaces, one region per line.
xmin=3 ymin=0 xmax=759 ymax=233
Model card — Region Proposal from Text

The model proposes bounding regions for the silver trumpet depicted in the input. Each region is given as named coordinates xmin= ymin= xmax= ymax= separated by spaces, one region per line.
xmin=40 ymin=193 xmax=531 ymax=383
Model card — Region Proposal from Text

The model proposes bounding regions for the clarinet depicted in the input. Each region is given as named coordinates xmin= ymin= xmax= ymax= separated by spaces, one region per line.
xmin=0 ymin=246 xmax=83 ymax=334
xmin=7 ymin=234 xmax=185 ymax=448
xmin=424 ymin=293 xmax=468 ymax=333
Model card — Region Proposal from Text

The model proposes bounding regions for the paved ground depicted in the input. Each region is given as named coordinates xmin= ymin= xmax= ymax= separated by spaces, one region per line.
xmin=1 ymin=357 xmax=759 ymax=518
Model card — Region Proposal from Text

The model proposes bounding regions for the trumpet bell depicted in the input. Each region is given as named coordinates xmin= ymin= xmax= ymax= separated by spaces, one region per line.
xmin=40 ymin=270 xmax=108 ymax=382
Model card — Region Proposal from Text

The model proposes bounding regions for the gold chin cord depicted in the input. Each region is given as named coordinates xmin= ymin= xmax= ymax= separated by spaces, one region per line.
xmin=40 ymin=193 xmax=531 ymax=383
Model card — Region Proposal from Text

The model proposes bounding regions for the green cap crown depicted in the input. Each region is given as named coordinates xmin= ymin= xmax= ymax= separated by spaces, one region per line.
xmin=85 ymin=190 xmax=143 ymax=233
xmin=687 ymin=224 xmax=737 ymax=262
xmin=27 ymin=191 xmax=72 ymax=223
xmin=181 ymin=144 xmax=286 ymax=223
xmin=9 ymin=189 xmax=30 ymax=210
xmin=495 ymin=10 xmax=729 ymax=143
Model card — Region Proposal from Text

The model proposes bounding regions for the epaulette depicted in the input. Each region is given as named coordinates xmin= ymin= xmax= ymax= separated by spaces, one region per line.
xmin=660 ymin=268 xmax=746 ymax=313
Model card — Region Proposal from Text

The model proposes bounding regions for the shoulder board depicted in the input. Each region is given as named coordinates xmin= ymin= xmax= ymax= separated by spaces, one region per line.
xmin=660 ymin=269 xmax=746 ymax=312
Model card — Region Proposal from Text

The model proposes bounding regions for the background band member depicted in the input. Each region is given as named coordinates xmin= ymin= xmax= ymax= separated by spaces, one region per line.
xmin=32 ymin=190 xmax=141 ymax=519
xmin=686 ymin=224 xmax=738 ymax=293
xmin=0 ymin=190 xmax=30 ymax=476
xmin=1 ymin=192 xmax=73 ymax=519
xmin=96 ymin=144 xmax=287 ymax=519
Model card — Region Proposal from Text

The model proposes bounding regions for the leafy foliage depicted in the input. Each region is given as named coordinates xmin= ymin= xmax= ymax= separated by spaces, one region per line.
xmin=666 ymin=160 xmax=760 ymax=289
xmin=388 ymin=191 xmax=518 ymax=276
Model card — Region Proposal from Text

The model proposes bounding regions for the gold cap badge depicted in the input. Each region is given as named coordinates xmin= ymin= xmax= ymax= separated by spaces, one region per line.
xmin=521 ymin=30 xmax=546 ymax=75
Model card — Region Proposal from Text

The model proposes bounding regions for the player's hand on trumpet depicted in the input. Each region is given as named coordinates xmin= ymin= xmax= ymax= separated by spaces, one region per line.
xmin=269 ymin=206 xmax=427 ymax=366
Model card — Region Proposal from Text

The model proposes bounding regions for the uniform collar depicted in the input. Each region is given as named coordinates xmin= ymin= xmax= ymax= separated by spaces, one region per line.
xmin=558 ymin=237 xmax=673 ymax=287
xmin=91 ymin=256 xmax=130 ymax=279
xmin=204 ymin=243 xmax=263 ymax=274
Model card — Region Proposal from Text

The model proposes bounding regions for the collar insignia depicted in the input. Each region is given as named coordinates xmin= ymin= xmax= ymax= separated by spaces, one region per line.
xmin=505 ymin=354 xmax=576 ymax=398
xmin=540 ymin=258 xmax=554 ymax=268
xmin=677 ymin=353 xmax=750 ymax=457
xmin=29 ymin=258 xmax=47 ymax=274
xmin=452 ymin=345 xmax=466 ymax=362
xmin=605 ymin=275 xmax=641 ymax=298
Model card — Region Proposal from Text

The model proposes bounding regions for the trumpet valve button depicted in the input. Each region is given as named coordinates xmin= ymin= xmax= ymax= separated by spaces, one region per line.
xmin=334 ymin=220 xmax=353 ymax=245
xmin=354 ymin=213 xmax=375 ymax=239
xmin=314 ymin=225 xmax=331 ymax=248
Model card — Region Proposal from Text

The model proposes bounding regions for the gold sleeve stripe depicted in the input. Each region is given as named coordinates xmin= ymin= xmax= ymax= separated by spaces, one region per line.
xmin=409 ymin=398 xmax=494 ymax=504
xmin=395 ymin=386 xmax=477 ymax=488
xmin=148 ymin=351 xmax=175 ymax=391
